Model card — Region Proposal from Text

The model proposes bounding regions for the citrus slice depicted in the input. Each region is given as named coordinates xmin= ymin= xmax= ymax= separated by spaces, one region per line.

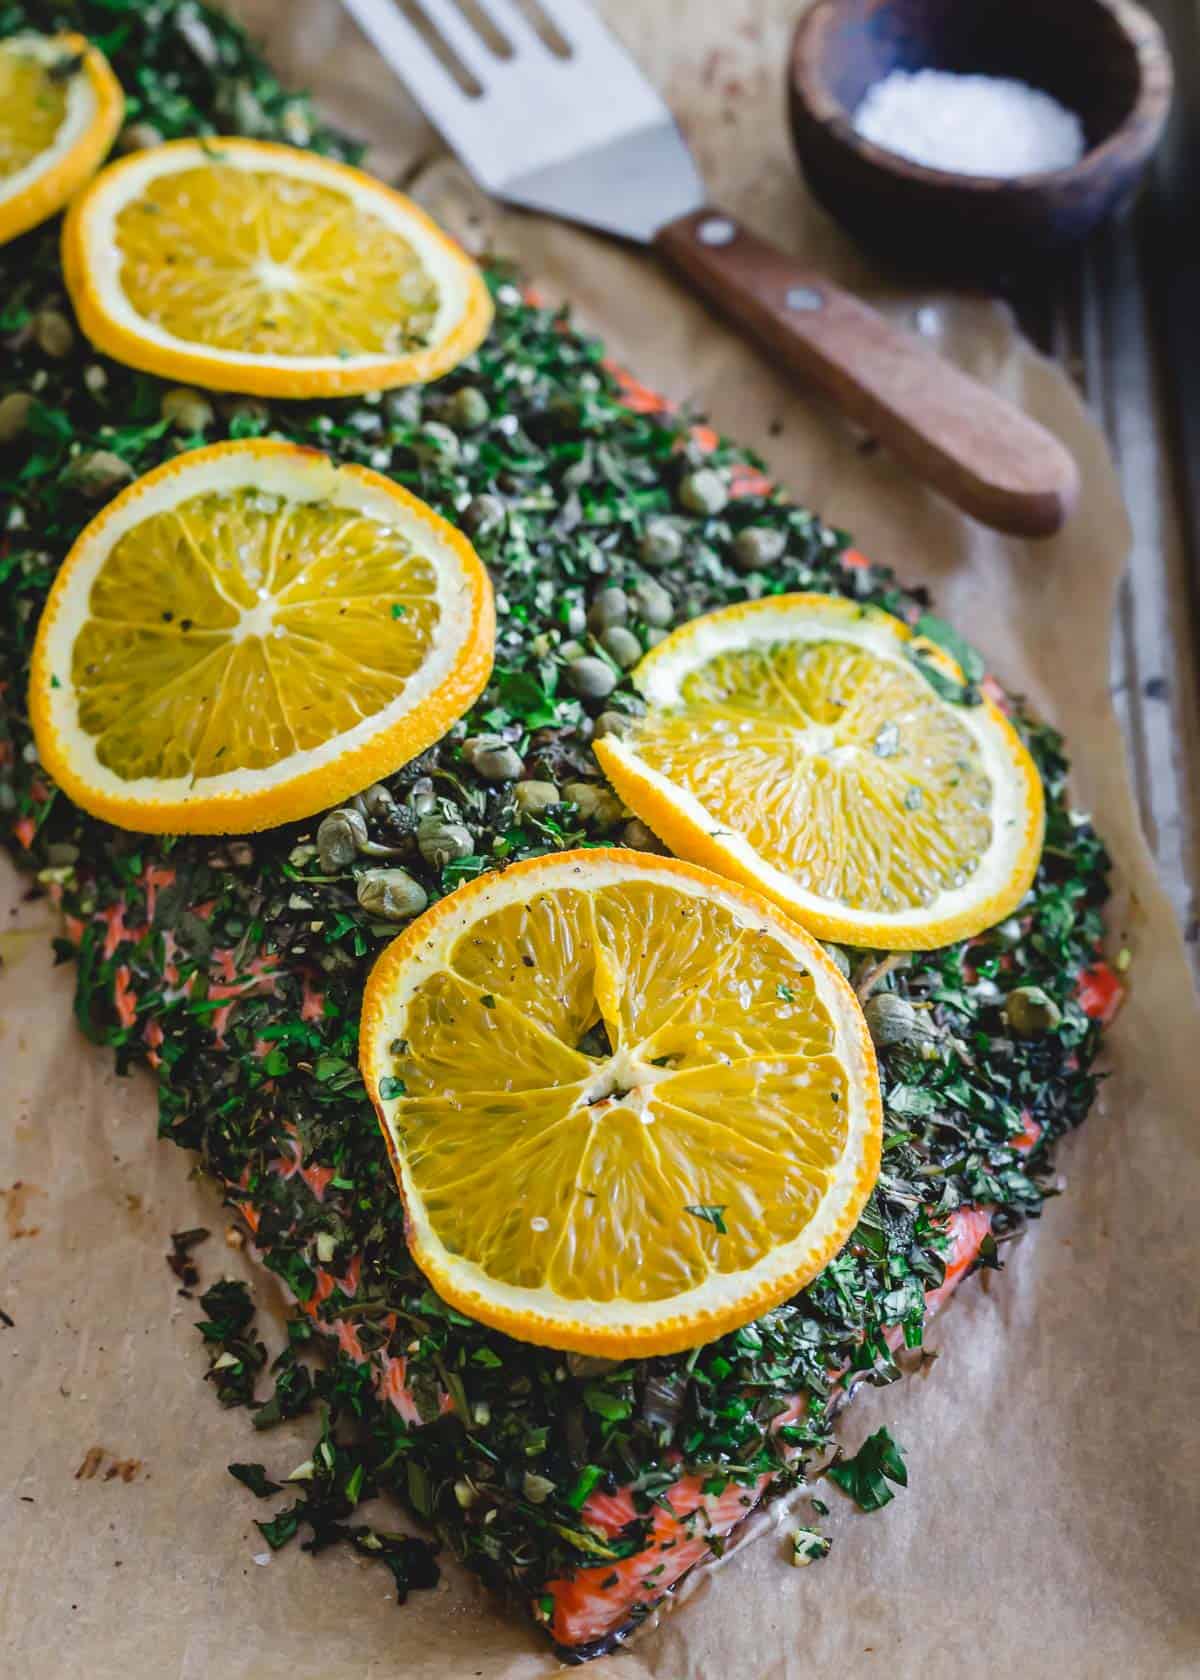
xmin=594 ymin=594 xmax=1044 ymax=950
xmin=62 ymin=137 xmax=493 ymax=396
xmin=360 ymin=849 xmax=882 ymax=1356
xmin=29 ymin=439 xmax=494 ymax=834
xmin=0 ymin=33 xmax=122 ymax=246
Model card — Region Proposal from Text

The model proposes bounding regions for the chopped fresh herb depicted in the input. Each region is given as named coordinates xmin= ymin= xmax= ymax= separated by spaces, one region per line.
xmin=790 ymin=1526 xmax=832 ymax=1565
xmin=685 ymin=1204 xmax=728 ymax=1235
xmin=827 ymin=1427 xmax=909 ymax=1512
xmin=228 ymin=1461 xmax=283 ymax=1498
xmin=166 ymin=1225 xmax=210 ymax=1290
xmin=565 ymin=1464 xmax=606 ymax=1508
xmin=913 ymin=612 xmax=986 ymax=684
xmin=256 ymin=1505 xmax=302 ymax=1550
xmin=0 ymin=0 xmax=1116 ymax=1655
xmin=583 ymin=1385 xmax=633 ymax=1422
xmin=907 ymin=643 xmax=981 ymax=706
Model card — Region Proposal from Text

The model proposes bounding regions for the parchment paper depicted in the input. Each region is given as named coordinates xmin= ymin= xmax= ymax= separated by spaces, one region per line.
xmin=2 ymin=5 xmax=1197 ymax=1676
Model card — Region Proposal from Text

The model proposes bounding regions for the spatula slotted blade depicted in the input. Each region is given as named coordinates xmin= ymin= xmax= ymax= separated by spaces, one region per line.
xmin=341 ymin=0 xmax=705 ymax=241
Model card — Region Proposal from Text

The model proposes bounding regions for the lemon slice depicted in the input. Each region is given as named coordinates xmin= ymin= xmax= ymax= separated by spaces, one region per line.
xmin=0 ymin=33 xmax=122 ymax=246
xmin=29 ymin=439 xmax=494 ymax=834
xmin=62 ymin=137 xmax=493 ymax=396
xmin=594 ymin=594 xmax=1044 ymax=950
xmin=360 ymin=849 xmax=882 ymax=1356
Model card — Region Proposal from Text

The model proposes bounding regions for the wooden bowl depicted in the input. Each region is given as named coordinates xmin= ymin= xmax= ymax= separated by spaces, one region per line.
xmin=788 ymin=0 xmax=1173 ymax=285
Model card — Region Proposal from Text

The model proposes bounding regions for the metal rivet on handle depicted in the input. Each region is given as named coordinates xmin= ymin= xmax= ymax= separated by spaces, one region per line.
xmin=786 ymin=286 xmax=823 ymax=312
xmin=697 ymin=216 xmax=736 ymax=246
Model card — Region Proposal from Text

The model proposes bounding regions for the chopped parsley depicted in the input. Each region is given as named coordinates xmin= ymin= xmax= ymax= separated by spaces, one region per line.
xmin=685 ymin=1204 xmax=729 ymax=1234
xmin=0 ymin=0 xmax=1117 ymax=1656
xmin=827 ymin=1427 xmax=909 ymax=1513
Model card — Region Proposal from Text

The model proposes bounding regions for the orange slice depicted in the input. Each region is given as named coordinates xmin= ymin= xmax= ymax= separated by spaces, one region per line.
xmin=594 ymin=594 xmax=1044 ymax=950
xmin=360 ymin=849 xmax=882 ymax=1356
xmin=0 ymin=33 xmax=122 ymax=246
xmin=29 ymin=439 xmax=494 ymax=834
xmin=62 ymin=137 xmax=493 ymax=396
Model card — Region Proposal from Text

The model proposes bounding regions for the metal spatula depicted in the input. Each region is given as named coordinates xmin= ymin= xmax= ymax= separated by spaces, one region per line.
xmin=341 ymin=0 xmax=1079 ymax=537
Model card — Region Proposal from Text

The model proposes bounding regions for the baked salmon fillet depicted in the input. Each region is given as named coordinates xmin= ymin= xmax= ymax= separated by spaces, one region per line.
xmin=0 ymin=0 xmax=1121 ymax=1660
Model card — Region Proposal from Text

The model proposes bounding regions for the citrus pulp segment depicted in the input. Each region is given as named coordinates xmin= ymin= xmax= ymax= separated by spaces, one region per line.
xmin=360 ymin=849 xmax=882 ymax=1356
xmin=29 ymin=439 xmax=494 ymax=833
xmin=594 ymin=594 xmax=1044 ymax=950
xmin=62 ymin=137 xmax=493 ymax=395
xmin=0 ymin=33 xmax=122 ymax=246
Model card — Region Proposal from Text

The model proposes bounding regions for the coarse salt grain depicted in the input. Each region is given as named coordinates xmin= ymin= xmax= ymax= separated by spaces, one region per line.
xmin=853 ymin=70 xmax=1086 ymax=177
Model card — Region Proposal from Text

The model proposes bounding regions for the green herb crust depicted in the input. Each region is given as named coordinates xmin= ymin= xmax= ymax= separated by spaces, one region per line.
xmin=0 ymin=0 xmax=1118 ymax=1656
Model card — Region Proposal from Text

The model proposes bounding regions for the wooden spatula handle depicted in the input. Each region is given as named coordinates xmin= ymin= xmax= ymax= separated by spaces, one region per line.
xmin=655 ymin=207 xmax=1079 ymax=539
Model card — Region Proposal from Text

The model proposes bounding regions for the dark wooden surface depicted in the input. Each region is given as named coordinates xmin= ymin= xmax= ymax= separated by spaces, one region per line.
xmin=1008 ymin=42 xmax=1199 ymax=985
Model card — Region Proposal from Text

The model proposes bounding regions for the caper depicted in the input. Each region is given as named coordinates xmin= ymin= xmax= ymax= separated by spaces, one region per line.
xmin=644 ymin=627 xmax=668 ymax=648
xmin=477 ymin=745 xmax=525 ymax=781
xmin=601 ymin=625 xmax=642 ymax=669
xmin=631 ymin=576 xmax=674 ymax=628
xmin=411 ymin=789 xmax=439 ymax=818
xmin=280 ymin=102 xmax=313 ymax=146
xmin=513 ymin=780 xmax=559 ymax=816
xmin=640 ymin=518 xmax=684 ymax=570
xmin=563 ymin=780 xmax=624 ymax=829
xmin=864 ymin=992 xmax=933 ymax=1050
xmin=64 ymin=450 xmax=135 ymax=498
xmin=83 ymin=365 xmax=107 ymax=394
xmin=1003 ymin=985 xmax=1062 ymax=1038
xmin=383 ymin=386 xmax=421 ymax=426
xmin=678 ymin=467 xmax=728 ymax=516
xmin=461 ymin=492 xmax=505 ymax=538
xmin=33 ymin=310 xmax=73 ymax=359
xmin=563 ymin=601 xmax=587 ymax=637
xmin=586 ymin=586 xmax=628 ymax=634
xmin=732 ymin=526 xmax=787 ymax=573
xmin=356 ymin=867 xmax=428 ymax=922
xmin=358 ymin=782 xmax=397 ymax=823
xmin=821 ymin=941 xmax=852 ymax=981
xmin=417 ymin=816 xmax=474 ymax=868
xmin=446 ymin=386 xmax=490 ymax=431
xmin=226 ymin=397 xmax=269 ymax=428
xmin=464 ymin=734 xmax=525 ymax=782
xmin=415 ymin=421 xmax=460 ymax=463
xmin=0 ymin=392 xmax=34 ymax=445
xmin=117 ymin=121 xmax=164 ymax=153
xmin=161 ymin=386 xmax=215 ymax=434
xmin=317 ymin=806 xmax=368 ymax=872
xmin=620 ymin=818 xmax=658 ymax=850
xmin=593 ymin=710 xmax=630 ymax=740
xmin=566 ymin=656 xmax=617 ymax=701
xmin=565 ymin=1351 xmax=620 ymax=1378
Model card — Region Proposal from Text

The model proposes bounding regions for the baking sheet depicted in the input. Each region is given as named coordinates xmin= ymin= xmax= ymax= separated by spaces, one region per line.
xmin=2 ymin=3 xmax=1198 ymax=1675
